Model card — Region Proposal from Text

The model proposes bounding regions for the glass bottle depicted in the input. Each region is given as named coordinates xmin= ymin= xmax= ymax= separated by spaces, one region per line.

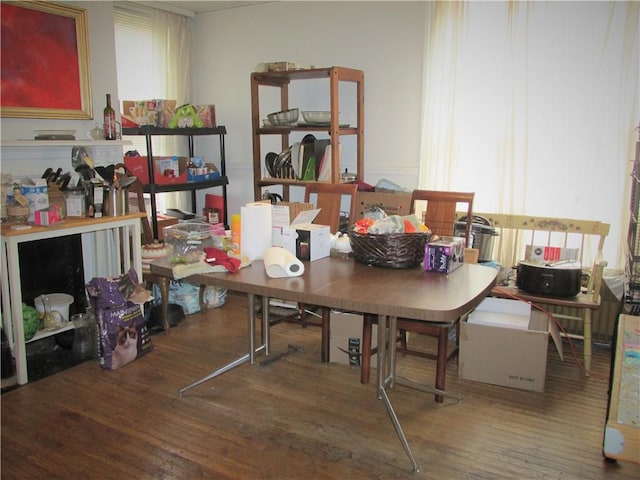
xmin=103 ymin=94 xmax=117 ymax=140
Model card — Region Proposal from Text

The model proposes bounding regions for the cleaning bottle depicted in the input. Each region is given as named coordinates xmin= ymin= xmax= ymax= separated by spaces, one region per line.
xmin=231 ymin=213 xmax=241 ymax=255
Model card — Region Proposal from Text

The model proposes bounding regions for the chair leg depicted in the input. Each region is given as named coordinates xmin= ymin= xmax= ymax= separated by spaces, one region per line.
xmin=399 ymin=328 xmax=408 ymax=352
xmin=584 ymin=310 xmax=592 ymax=376
xmin=299 ymin=303 xmax=307 ymax=328
xmin=360 ymin=314 xmax=373 ymax=384
xmin=198 ymin=284 xmax=207 ymax=314
xmin=321 ymin=307 xmax=330 ymax=363
xmin=157 ymin=277 xmax=170 ymax=334
xmin=434 ymin=327 xmax=449 ymax=403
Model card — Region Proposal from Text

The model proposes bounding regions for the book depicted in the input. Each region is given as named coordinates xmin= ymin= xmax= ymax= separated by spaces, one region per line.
xmin=317 ymin=144 xmax=332 ymax=182
xmin=302 ymin=156 xmax=317 ymax=181
xmin=313 ymin=139 xmax=331 ymax=179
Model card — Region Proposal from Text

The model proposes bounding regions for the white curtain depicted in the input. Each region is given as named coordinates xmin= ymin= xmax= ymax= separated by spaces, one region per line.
xmin=115 ymin=5 xmax=192 ymax=212
xmin=419 ymin=1 xmax=639 ymax=270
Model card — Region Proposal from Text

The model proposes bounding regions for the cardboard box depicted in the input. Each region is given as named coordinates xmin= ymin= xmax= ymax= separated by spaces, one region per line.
xmin=156 ymin=99 xmax=178 ymax=128
xmin=195 ymin=105 xmax=216 ymax=128
xmin=330 ymin=310 xmax=377 ymax=366
xmin=125 ymin=155 xmax=218 ymax=185
xmin=354 ymin=190 xmax=412 ymax=218
xmin=525 ymin=245 xmax=579 ymax=263
xmin=424 ymin=236 xmax=466 ymax=273
xmin=123 ymin=155 xmax=151 ymax=184
xmin=122 ymin=99 xmax=177 ymax=128
xmin=121 ymin=100 xmax=157 ymax=128
xmin=269 ymin=203 xmax=318 ymax=247
xmin=282 ymin=222 xmax=330 ymax=261
xmin=154 ymin=156 xmax=188 ymax=185
xmin=458 ymin=297 xmax=562 ymax=392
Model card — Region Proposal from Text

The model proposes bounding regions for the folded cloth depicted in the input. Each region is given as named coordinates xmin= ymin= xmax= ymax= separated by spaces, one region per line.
xmin=172 ymin=259 xmax=221 ymax=280
xmin=204 ymin=247 xmax=242 ymax=273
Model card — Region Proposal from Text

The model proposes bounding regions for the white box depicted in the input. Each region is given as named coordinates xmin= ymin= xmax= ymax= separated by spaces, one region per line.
xmin=329 ymin=310 xmax=377 ymax=366
xmin=282 ymin=222 xmax=330 ymax=261
xmin=271 ymin=206 xmax=320 ymax=247
xmin=458 ymin=297 xmax=562 ymax=392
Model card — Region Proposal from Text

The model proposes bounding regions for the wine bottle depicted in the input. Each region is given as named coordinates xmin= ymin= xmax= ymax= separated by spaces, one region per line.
xmin=103 ymin=93 xmax=117 ymax=140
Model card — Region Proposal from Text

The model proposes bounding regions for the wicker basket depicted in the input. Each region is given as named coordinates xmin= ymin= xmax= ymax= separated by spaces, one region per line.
xmin=349 ymin=228 xmax=431 ymax=268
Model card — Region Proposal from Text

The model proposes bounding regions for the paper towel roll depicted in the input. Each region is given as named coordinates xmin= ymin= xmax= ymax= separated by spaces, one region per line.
xmin=264 ymin=247 xmax=305 ymax=278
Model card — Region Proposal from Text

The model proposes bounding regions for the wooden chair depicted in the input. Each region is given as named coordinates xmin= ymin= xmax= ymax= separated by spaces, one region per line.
xmin=474 ymin=212 xmax=610 ymax=375
xmin=268 ymin=182 xmax=358 ymax=360
xmin=360 ymin=190 xmax=475 ymax=403
xmin=303 ymin=182 xmax=358 ymax=234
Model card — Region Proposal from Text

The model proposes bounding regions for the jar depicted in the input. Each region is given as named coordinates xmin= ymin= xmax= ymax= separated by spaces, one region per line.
xmin=48 ymin=185 xmax=67 ymax=219
xmin=64 ymin=188 xmax=86 ymax=217
xmin=6 ymin=204 xmax=30 ymax=223
xmin=71 ymin=311 xmax=98 ymax=360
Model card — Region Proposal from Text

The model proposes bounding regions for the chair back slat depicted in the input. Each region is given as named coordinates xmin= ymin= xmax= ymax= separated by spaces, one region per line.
xmin=304 ymin=183 xmax=358 ymax=234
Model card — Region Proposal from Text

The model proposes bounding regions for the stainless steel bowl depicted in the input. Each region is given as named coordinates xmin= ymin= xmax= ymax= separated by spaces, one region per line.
xmin=302 ymin=111 xmax=331 ymax=124
xmin=267 ymin=108 xmax=299 ymax=126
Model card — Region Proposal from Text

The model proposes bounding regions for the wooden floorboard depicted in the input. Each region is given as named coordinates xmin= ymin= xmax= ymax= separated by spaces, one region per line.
xmin=2 ymin=293 xmax=639 ymax=479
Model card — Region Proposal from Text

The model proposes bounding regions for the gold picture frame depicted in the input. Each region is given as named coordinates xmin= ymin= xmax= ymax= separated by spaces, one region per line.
xmin=0 ymin=1 xmax=93 ymax=119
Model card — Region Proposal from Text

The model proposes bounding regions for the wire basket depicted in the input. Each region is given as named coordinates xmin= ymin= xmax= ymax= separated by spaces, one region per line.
xmin=349 ymin=228 xmax=431 ymax=268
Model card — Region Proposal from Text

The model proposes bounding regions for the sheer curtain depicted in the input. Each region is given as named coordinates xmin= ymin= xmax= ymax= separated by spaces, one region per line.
xmin=115 ymin=4 xmax=192 ymax=212
xmin=419 ymin=1 xmax=639 ymax=270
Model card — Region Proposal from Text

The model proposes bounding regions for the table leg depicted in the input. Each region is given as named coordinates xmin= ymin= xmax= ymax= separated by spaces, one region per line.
xmin=376 ymin=314 xmax=420 ymax=473
xmin=179 ymin=293 xmax=267 ymax=396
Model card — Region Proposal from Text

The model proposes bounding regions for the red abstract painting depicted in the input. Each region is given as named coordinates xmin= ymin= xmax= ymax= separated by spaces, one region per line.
xmin=0 ymin=2 xmax=91 ymax=119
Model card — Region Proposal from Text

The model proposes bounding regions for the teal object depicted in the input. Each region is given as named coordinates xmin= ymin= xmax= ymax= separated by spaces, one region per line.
xmin=22 ymin=304 xmax=39 ymax=341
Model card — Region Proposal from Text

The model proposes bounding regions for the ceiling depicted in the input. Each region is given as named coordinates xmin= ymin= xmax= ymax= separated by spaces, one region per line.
xmin=136 ymin=1 xmax=273 ymax=16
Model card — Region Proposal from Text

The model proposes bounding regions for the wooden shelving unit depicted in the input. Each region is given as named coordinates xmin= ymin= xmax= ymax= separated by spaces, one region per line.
xmin=251 ymin=66 xmax=364 ymax=201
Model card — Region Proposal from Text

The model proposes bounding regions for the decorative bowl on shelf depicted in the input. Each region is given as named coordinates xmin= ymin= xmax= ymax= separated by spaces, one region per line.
xmin=267 ymin=108 xmax=299 ymax=126
xmin=302 ymin=111 xmax=331 ymax=124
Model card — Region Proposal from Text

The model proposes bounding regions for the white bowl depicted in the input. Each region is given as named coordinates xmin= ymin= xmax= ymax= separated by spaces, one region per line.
xmin=34 ymin=293 xmax=74 ymax=327
xmin=302 ymin=111 xmax=331 ymax=124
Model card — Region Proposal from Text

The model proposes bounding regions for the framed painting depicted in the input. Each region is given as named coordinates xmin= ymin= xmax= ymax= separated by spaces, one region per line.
xmin=0 ymin=1 xmax=93 ymax=119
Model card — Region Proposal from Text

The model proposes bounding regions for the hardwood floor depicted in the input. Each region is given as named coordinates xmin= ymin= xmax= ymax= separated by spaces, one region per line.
xmin=2 ymin=293 xmax=638 ymax=479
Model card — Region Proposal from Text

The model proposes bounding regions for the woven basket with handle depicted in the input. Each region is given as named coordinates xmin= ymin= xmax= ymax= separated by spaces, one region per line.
xmin=349 ymin=228 xmax=431 ymax=268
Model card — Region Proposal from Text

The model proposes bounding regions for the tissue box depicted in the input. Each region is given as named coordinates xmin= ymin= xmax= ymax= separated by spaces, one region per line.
xmin=282 ymin=223 xmax=330 ymax=261
xmin=424 ymin=236 xmax=465 ymax=273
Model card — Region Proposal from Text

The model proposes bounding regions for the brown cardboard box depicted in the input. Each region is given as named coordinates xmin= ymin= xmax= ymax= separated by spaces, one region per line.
xmin=330 ymin=310 xmax=377 ymax=366
xmin=354 ymin=190 xmax=412 ymax=219
xmin=458 ymin=297 xmax=562 ymax=392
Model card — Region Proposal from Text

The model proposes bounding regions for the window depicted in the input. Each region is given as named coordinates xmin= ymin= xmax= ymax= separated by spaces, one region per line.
xmin=113 ymin=4 xmax=192 ymax=213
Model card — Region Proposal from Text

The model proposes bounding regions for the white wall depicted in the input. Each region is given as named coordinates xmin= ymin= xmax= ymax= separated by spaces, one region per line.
xmin=190 ymin=1 xmax=426 ymax=214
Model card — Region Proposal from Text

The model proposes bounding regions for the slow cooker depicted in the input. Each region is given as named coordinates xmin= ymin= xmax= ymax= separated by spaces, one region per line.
xmin=516 ymin=261 xmax=582 ymax=297
xmin=455 ymin=216 xmax=499 ymax=262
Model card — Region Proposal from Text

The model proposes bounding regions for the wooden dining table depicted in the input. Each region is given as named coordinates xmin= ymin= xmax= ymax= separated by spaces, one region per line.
xmin=151 ymin=255 xmax=497 ymax=472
